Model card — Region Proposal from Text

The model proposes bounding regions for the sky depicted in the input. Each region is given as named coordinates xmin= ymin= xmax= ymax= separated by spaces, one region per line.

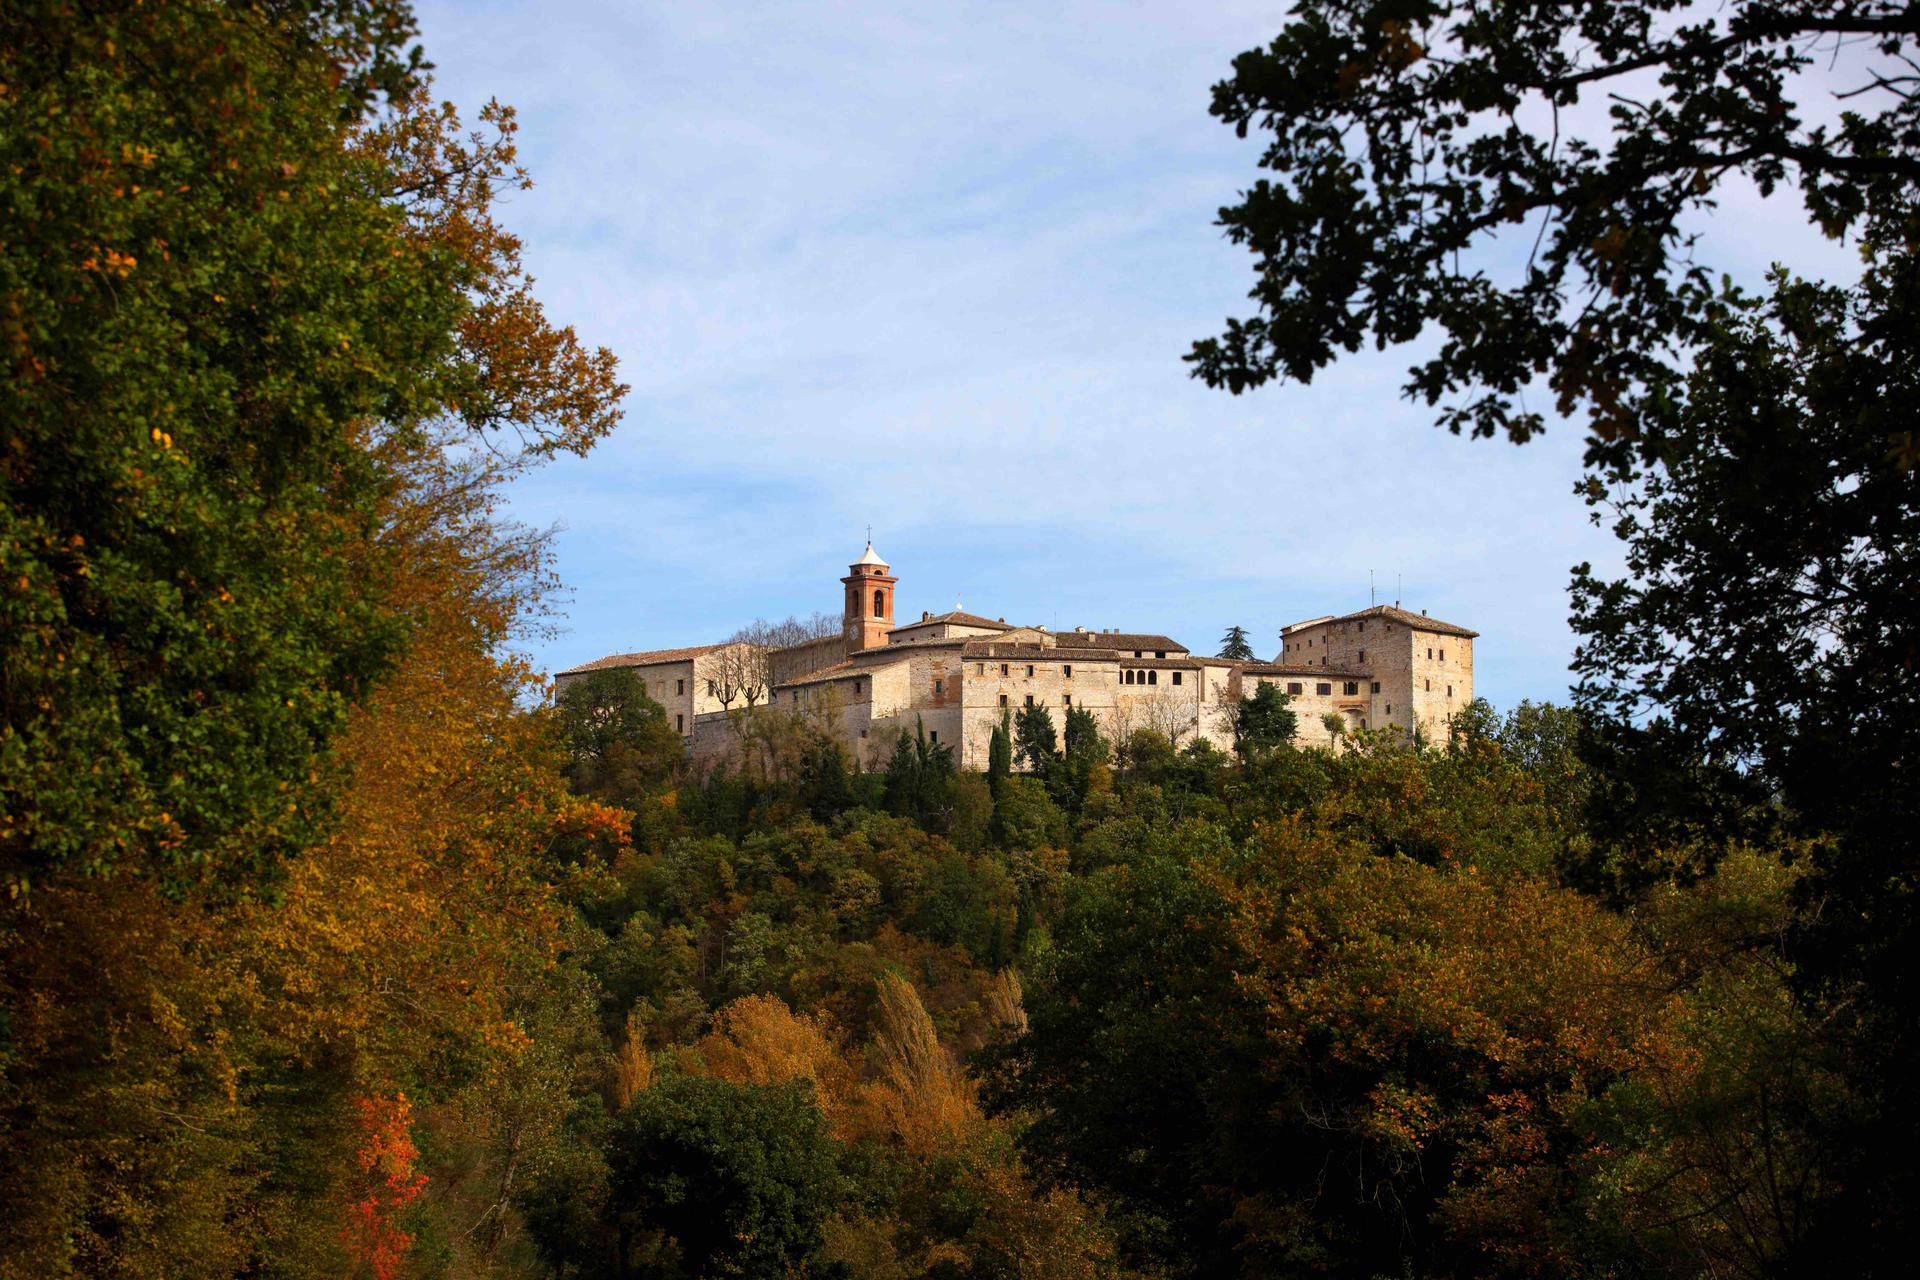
xmin=411 ymin=1 xmax=1857 ymax=713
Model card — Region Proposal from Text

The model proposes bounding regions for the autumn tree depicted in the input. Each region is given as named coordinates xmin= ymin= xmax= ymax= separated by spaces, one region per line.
xmin=1188 ymin=3 xmax=1920 ymax=1252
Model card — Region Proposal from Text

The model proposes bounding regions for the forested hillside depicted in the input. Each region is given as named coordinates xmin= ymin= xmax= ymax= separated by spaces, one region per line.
xmin=2 ymin=2 xmax=1912 ymax=1278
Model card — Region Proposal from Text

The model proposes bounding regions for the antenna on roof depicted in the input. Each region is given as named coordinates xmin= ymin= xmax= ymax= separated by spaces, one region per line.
xmin=1396 ymin=574 xmax=1402 ymax=609
xmin=1370 ymin=569 xmax=1375 ymax=607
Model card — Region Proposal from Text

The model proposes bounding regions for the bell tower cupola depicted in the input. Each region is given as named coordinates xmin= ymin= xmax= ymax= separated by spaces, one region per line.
xmin=842 ymin=539 xmax=897 ymax=652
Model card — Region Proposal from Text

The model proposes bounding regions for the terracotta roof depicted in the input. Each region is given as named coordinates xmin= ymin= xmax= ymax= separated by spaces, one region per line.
xmin=962 ymin=641 xmax=1102 ymax=659
xmin=1297 ymin=605 xmax=1479 ymax=639
xmin=778 ymin=655 xmax=911 ymax=689
xmin=556 ymin=643 xmax=727 ymax=676
xmin=1053 ymin=631 xmax=1187 ymax=653
xmin=1242 ymin=663 xmax=1373 ymax=679
xmin=888 ymin=611 xmax=1011 ymax=633
xmin=1119 ymin=657 xmax=1204 ymax=670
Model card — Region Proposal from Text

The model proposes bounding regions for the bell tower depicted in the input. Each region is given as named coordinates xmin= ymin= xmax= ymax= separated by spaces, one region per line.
xmin=842 ymin=540 xmax=897 ymax=652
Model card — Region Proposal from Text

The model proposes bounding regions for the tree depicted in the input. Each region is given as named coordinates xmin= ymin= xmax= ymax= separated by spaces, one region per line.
xmin=733 ymin=612 xmax=843 ymax=649
xmin=708 ymin=640 xmax=771 ymax=711
xmin=556 ymin=668 xmax=684 ymax=805
xmin=987 ymin=710 xmax=1013 ymax=791
xmin=1217 ymin=625 xmax=1255 ymax=661
xmin=1187 ymin=0 xmax=1919 ymax=454
xmin=606 ymin=1075 xmax=843 ymax=1279
xmin=1014 ymin=702 xmax=1060 ymax=771
xmin=1231 ymin=681 xmax=1298 ymax=759
xmin=1188 ymin=10 xmax=1920 ymax=1256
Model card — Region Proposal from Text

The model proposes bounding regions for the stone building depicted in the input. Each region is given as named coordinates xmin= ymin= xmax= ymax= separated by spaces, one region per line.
xmin=553 ymin=543 xmax=1477 ymax=769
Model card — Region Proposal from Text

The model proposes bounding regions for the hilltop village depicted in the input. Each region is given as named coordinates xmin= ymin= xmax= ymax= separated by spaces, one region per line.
xmin=555 ymin=544 xmax=1478 ymax=769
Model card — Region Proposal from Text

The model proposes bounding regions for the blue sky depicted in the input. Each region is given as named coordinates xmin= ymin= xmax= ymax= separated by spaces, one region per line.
xmin=413 ymin=1 xmax=1853 ymax=712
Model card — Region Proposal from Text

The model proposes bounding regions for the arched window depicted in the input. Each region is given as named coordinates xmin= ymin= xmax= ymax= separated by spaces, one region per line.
xmin=872 ymin=588 xmax=885 ymax=616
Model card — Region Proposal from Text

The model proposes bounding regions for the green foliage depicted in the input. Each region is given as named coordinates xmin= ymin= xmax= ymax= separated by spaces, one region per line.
xmin=1216 ymin=625 xmax=1255 ymax=660
xmin=556 ymin=668 xmax=683 ymax=805
xmin=1230 ymin=682 xmax=1296 ymax=757
xmin=0 ymin=0 xmax=454 ymax=894
xmin=1013 ymin=701 xmax=1059 ymax=772
xmin=607 ymin=1075 xmax=843 ymax=1278
xmin=882 ymin=719 xmax=956 ymax=832
xmin=987 ymin=710 xmax=1013 ymax=791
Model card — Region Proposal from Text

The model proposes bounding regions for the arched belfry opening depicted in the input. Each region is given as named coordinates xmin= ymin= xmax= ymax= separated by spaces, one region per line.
xmin=841 ymin=540 xmax=897 ymax=653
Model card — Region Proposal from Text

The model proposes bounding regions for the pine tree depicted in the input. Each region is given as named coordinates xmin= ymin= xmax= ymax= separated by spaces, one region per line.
xmin=1218 ymin=626 xmax=1256 ymax=661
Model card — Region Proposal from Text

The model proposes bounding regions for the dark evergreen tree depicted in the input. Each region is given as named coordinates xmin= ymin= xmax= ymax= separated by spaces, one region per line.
xmin=1217 ymin=625 xmax=1255 ymax=661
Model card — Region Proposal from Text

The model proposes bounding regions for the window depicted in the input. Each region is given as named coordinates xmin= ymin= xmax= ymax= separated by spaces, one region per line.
xmin=1371 ymin=681 xmax=1381 ymax=693
xmin=1287 ymin=682 xmax=1302 ymax=694
xmin=999 ymin=694 xmax=1009 ymax=707
xmin=1133 ymin=650 xmax=1142 ymax=658
xmin=1427 ymin=647 xmax=1434 ymax=659
xmin=1026 ymin=664 xmax=1034 ymax=677
xmin=929 ymin=731 xmax=939 ymax=744
xmin=873 ymin=588 xmax=885 ymax=615
xmin=1386 ymin=703 xmax=1393 ymax=714
xmin=860 ymin=729 xmax=868 ymax=739
xmin=1156 ymin=650 xmax=1166 ymax=659
xmin=707 ymin=679 xmax=716 ymax=696
xmin=676 ymin=678 xmax=685 ymax=695
xmin=1064 ymin=694 xmax=1072 ymax=706
xmin=1148 ymin=670 xmax=1158 ymax=685
xmin=676 ymin=714 xmax=684 ymax=732
xmin=1063 ymin=664 xmax=1072 ymax=678
xmin=1447 ymin=684 xmax=1453 ymax=698
xmin=1358 ymin=650 xmax=1365 ymax=664
xmin=1316 ymin=682 xmax=1331 ymax=695
xmin=1343 ymin=681 xmax=1359 ymax=696
xmin=1001 ymin=663 xmax=1009 ymax=677
xmin=854 ymin=679 xmax=862 ymax=695
xmin=1426 ymin=679 xmax=1432 ymax=691
xmin=1123 ymin=669 xmax=1132 ymax=685
xmin=1440 ymin=648 xmax=1446 ymax=661
xmin=1172 ymin=671 xmax=1183 ymax=685
xmin=1025 ymin=694 xmax=1035 ymax=707
xmin=977 ymin=663 xmax=984 ymax=675
xmin=934 ymin=678 xmax=944 ymax=695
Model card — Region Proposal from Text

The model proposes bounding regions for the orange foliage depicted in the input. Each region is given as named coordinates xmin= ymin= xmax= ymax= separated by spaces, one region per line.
xmin=341 ymin=1094 xmax=428 ymax=1280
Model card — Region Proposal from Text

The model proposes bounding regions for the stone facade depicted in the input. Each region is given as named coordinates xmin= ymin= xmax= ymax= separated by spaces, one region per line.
xmin=554 ymin=544 xmax=1479 ymax=766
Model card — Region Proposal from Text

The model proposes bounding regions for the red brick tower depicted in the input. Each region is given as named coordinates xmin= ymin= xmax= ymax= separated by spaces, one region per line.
xmin=842 ymin=541 xmax=897 ymax=652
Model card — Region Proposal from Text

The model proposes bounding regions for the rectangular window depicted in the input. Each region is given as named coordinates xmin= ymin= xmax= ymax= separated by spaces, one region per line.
xmin=707 ymin=679 xmax=716 ymax=696
xmin=1358 ymin=650 xmax=1365 ymax=664
xmin=1447 ymin=684 xmax=1453 ymax=697
xmin=676 ymin=713 xmax=684 ymax=732
xmin=1386 ymin=703 xmax=1393 ymax=714
xmin=1001 ymin=663 xmax=1009 ymax=676
xmin=1027 ymin=664 xmax=1035 ymax=677
xmin=1172 ymin=671 xmax=1183 ymax=685
xmin=676 ymin=678 xmax=685 ymax=695
xmin=1156 ymin=650 xmax=1166 ymax=659
xmin=1427 ymin=647 xmax=1434 ymax=659
xmin=929 ymin=731 xmax=939 ymax=744
xmin=1426 ymin=678 xmax=1432 ymax=691
xmin=1064 ymin=694 xmax=1072 ymax=706
xmin=1371 ymin=681 xmax=1381 ymax=693
xmin=1063 ymin=664 xmax=1072 ymax=678
xmin=999 ymin=694 xmax=1009 ymax=707
xmin=1287 ymin=682 xmax=1302 ymax=695
xmin=1134 ymin=650 xmax=1142 ymax=658
xmin=854 ymin=679 xmax=862 ymax=695
xmin=1440 ymin=649 xmax=1446 ymax=661
xmin=1343 ymin=681 xmax=1359 ymax=696
xmin=1317 ymin=682 xmax=1332 ymax=696
xmin=934 ymin=678 xmax=944 ymax=695
xmin=1025 ymin=694 xmax=1035 ymax=707
xmin=977 ymin=663 xmax=984 ymax=675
